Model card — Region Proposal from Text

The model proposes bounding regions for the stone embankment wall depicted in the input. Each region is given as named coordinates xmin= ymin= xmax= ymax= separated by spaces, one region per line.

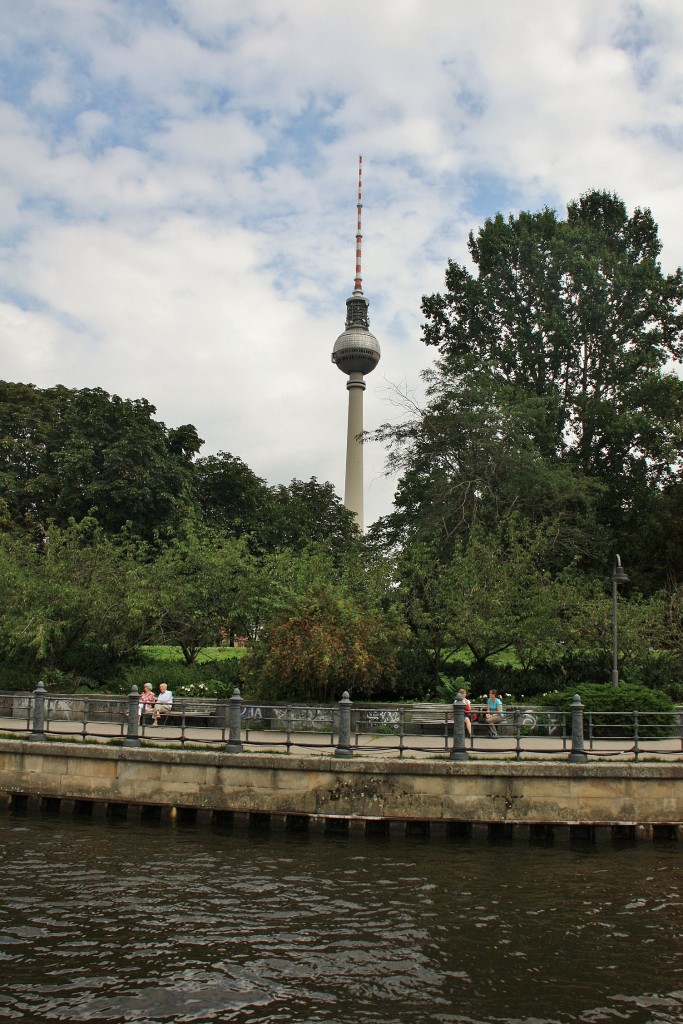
xmin=0 ymin=740 xmax=681 ymax=828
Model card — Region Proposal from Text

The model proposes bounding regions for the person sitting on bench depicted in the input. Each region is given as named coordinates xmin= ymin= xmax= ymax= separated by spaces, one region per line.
xmin=152 ymin=683 xmax=173 ymax=725
xmin=485 ymin=689 xmax=505 ymax=738
xmin=138 ymin=683 xmax=156 ymax=725
xmin=457 ymin=687 xmax=472 ymax=738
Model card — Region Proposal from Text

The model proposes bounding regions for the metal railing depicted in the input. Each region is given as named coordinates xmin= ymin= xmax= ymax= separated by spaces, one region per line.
xmin=1 ymin=685 xmax=682 ymax=762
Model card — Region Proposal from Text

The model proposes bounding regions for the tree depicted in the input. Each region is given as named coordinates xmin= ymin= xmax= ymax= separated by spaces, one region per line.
xmin=394 ymin=524 xmax=571 ymax=683
xmin=262 ymin=478 xmax=359 ymax=557
xmin=242 ymin=545 xmax=406 ymax=702
xmin=0 ymin=518 xmax=150 ymax=678
xmin=193 ymin=456 xmax=357 ymax=558
xmin=193 ymin=451 xmax=271 ymax=538
xmin=144 ymin=531 xmax=255 ymax=664
xmin=0 ymin=382 xmax=202 ymax=541
xmin=374 ymin=192 xmax=683 ymax=587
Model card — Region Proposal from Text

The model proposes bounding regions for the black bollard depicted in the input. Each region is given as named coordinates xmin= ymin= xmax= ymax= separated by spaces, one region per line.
xmin=568 ymin=693 xmax=588 ymax=763
xmin=450 ymin=694 xmax=469 ymax=761
xmin=28 ymin=681 xmax=47 ymax=742
xmin=122 ymin=685 xmax=141 ymax=747
xmin=224 ymin=687 xmax=244 ymax=753
xmin=334 ymin=691 xmax=353 ymax=758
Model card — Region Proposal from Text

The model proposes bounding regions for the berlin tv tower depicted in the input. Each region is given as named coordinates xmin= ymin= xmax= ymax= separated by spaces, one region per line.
xmin=331 ymin=156 xmax=381 ymax=531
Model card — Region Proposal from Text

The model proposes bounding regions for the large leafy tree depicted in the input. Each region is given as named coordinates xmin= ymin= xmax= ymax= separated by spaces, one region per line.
xmin=193 ymin=451 xmax=271 ymax=537
xmin=394 ymin=524 xmax=572 ymax=682
xmin=0 ymin=382 xmax=202 ymax=541
xmin=375 ymin=192 xmax=683 ymax=587
xmin=143 ymin=532 xmax=255 ymax=664
xmin=262 ymin=478 xmax=359 ymax=558
xmin=193 ymin=454 xmax=358 ymax=558
xmin=242 ymin=545 xmax=406 ymax=702
xmin=0 ymin=518 xmax=150 ymax=678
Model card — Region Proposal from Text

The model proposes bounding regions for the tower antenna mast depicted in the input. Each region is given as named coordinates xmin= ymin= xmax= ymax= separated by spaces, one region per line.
xmin=354 ymin=154 xmax=363 ymax=294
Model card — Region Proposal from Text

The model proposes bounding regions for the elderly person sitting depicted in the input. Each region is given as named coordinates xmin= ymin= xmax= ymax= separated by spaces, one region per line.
xmin=138 ymin=683 xmax=156 ymax=725
xmin=151 ymin=683 xmax=173 ymax=725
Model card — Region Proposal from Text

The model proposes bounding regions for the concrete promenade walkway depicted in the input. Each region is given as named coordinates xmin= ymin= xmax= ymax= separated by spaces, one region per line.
xmin=1 ymin=715 xmax=681 ymax=761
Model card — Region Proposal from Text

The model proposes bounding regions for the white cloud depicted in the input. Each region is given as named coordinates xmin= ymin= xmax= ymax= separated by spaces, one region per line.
xmin=1 ymin=0 xmax=682 ymax=527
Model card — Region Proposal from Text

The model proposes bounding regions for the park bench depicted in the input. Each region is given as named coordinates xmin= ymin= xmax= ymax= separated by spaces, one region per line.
xmin=410 ymin=702 xmax=516 ymax=736
xmin=145 ymin=698 xmax=221 ymax=728
xmin=410 ymin=703 xmax=453 ymax=733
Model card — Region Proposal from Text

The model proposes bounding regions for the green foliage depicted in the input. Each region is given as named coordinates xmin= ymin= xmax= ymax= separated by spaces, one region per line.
xmin=142 ymin=531 xmax=254 ymax=663
xmin=193 ymin=453 xmax=359 ymax=558
xmin=537 ymin=682 xmax=674 ymax=713
xmin=376 ymin=643 xmax=436 ymax=701
xmin=0 ymin=662 xmax=41 ymax=692
xmin=435 ymin=674 xmax=467 ymax=701
xmin=193 ymin=451 xmax=270 ymax=538
xmin=243 ymin=547 xmax=406 ymax=703
xmin=372 ymin=191 xmax=683 ymax=591
xmin=390 ymin=522 xmax=589 ymax=686
xmin=536 ymin=683 xmax=676 ymax=737
xmin=117 ymin=657 xmax=243 ymax=697
xmin=0 ymin=519 xmax=150 ymax=678
xmin=260 ymin=478 xmax=359 ymax=558
xmin=0 ymin=382 xmax=201 ymax=542
xmin=141 ymin=645 xmax=246 ymax=663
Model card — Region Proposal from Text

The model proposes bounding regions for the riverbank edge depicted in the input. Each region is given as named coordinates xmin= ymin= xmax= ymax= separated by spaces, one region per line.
xmin=1 ymin=740 xmax=681 ymax=828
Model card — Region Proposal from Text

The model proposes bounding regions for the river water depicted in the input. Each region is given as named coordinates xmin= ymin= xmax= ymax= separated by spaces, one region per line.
xmin=0 ymin=809 xmax=681 ymax=1024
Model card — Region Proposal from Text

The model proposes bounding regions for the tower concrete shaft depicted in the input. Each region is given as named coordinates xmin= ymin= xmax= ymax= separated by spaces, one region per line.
xmin=331 ymin=156 xmax=381 ymax=532
xmin=344 ymin=373 xmax=366 ymax=529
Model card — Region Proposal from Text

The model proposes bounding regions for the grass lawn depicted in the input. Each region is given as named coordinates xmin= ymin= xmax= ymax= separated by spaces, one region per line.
xmin=140 ymin=645 xmax=247 ymax=664
xmin=444 ymin=647 xmax=523 ymax=669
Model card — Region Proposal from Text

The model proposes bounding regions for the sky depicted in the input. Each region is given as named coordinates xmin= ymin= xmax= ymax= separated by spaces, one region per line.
xmin=2 ymin=0 xmax=682 ymax=527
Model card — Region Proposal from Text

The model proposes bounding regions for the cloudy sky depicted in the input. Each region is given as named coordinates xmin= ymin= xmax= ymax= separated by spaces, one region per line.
xmin=2 ymin=1 xmax=682 ymax=526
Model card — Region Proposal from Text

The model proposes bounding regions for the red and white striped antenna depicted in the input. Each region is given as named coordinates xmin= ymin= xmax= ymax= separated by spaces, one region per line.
xmin=354 ymin=154 xmax=363 ymax=294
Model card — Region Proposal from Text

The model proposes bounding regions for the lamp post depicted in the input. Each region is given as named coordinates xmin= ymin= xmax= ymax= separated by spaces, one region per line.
xmin=611 ymin=554 xmax=629 ymax=688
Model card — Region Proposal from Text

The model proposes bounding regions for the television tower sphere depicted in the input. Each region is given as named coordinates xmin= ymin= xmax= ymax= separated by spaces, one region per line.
xmin=331 ymin=295 xmax=381 ymax=376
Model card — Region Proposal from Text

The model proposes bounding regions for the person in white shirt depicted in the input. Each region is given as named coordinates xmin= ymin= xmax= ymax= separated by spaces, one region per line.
xmin=151 ymin=683 xmax=173 ymax=725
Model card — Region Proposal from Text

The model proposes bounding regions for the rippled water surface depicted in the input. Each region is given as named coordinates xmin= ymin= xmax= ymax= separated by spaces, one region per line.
xmin=0 ymin=810 xmax=681 ymax=1024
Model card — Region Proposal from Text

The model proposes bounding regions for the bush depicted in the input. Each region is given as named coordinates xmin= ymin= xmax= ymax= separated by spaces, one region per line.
xmin=117 ymin=657 xmax=244 ymax=698
xmin=536 ymin=683 xmax=676 ymax=738
xmin=0 ymin=661 xmax=42 ymax=692
xmin=374 ymin=644 xmax=435 ymax=701
xmin=0 ymin=663 xmax=103 ymax=694
xmin=434 ymin=661 xmax=557 ymax=702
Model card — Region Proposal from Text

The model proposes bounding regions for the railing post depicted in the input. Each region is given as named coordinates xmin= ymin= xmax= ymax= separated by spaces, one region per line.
xmin=450 ymin=694 xmax=469 ymax=761
xmin=633 ymin=709 xmax=640 ymax=762
xmin=28 ymin=681 xmax=46 ymax=742
xmin=514 ymin=707 xmax=522 ymax=760
xmin=398 ymin=706 xmax=405 ymax=760
xmin=334 ymin=691 xmax=353 ymax=758
xmin=123 ymin=686 xmax=141 ymax=747
xmin=568 ymin=693 xmax=588 ymax=763
xmin=224 ymin=687 xmax=244 ymax=753
xmin=285 ymin=705 xmax=292 ymax=754
xmin=80 ymin=697 xmax=89 ymax=742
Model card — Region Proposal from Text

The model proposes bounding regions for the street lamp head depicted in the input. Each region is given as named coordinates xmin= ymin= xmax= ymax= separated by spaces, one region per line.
xmin=611 ymin=554 xmax=629 ymax=586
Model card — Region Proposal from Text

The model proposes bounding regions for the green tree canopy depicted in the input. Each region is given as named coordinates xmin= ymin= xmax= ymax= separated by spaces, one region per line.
xmin=242 ymin=545 xmax=406 ymax=703
xmin=0 ymin=518 xmax=149 ymax=679
xmin=0 ymin=382 xmax=202 ymax=542
xmin=193 ymin=451 xmax=271 ymax=537
xmin=373 ymin=191 xmax=683 ymax=588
